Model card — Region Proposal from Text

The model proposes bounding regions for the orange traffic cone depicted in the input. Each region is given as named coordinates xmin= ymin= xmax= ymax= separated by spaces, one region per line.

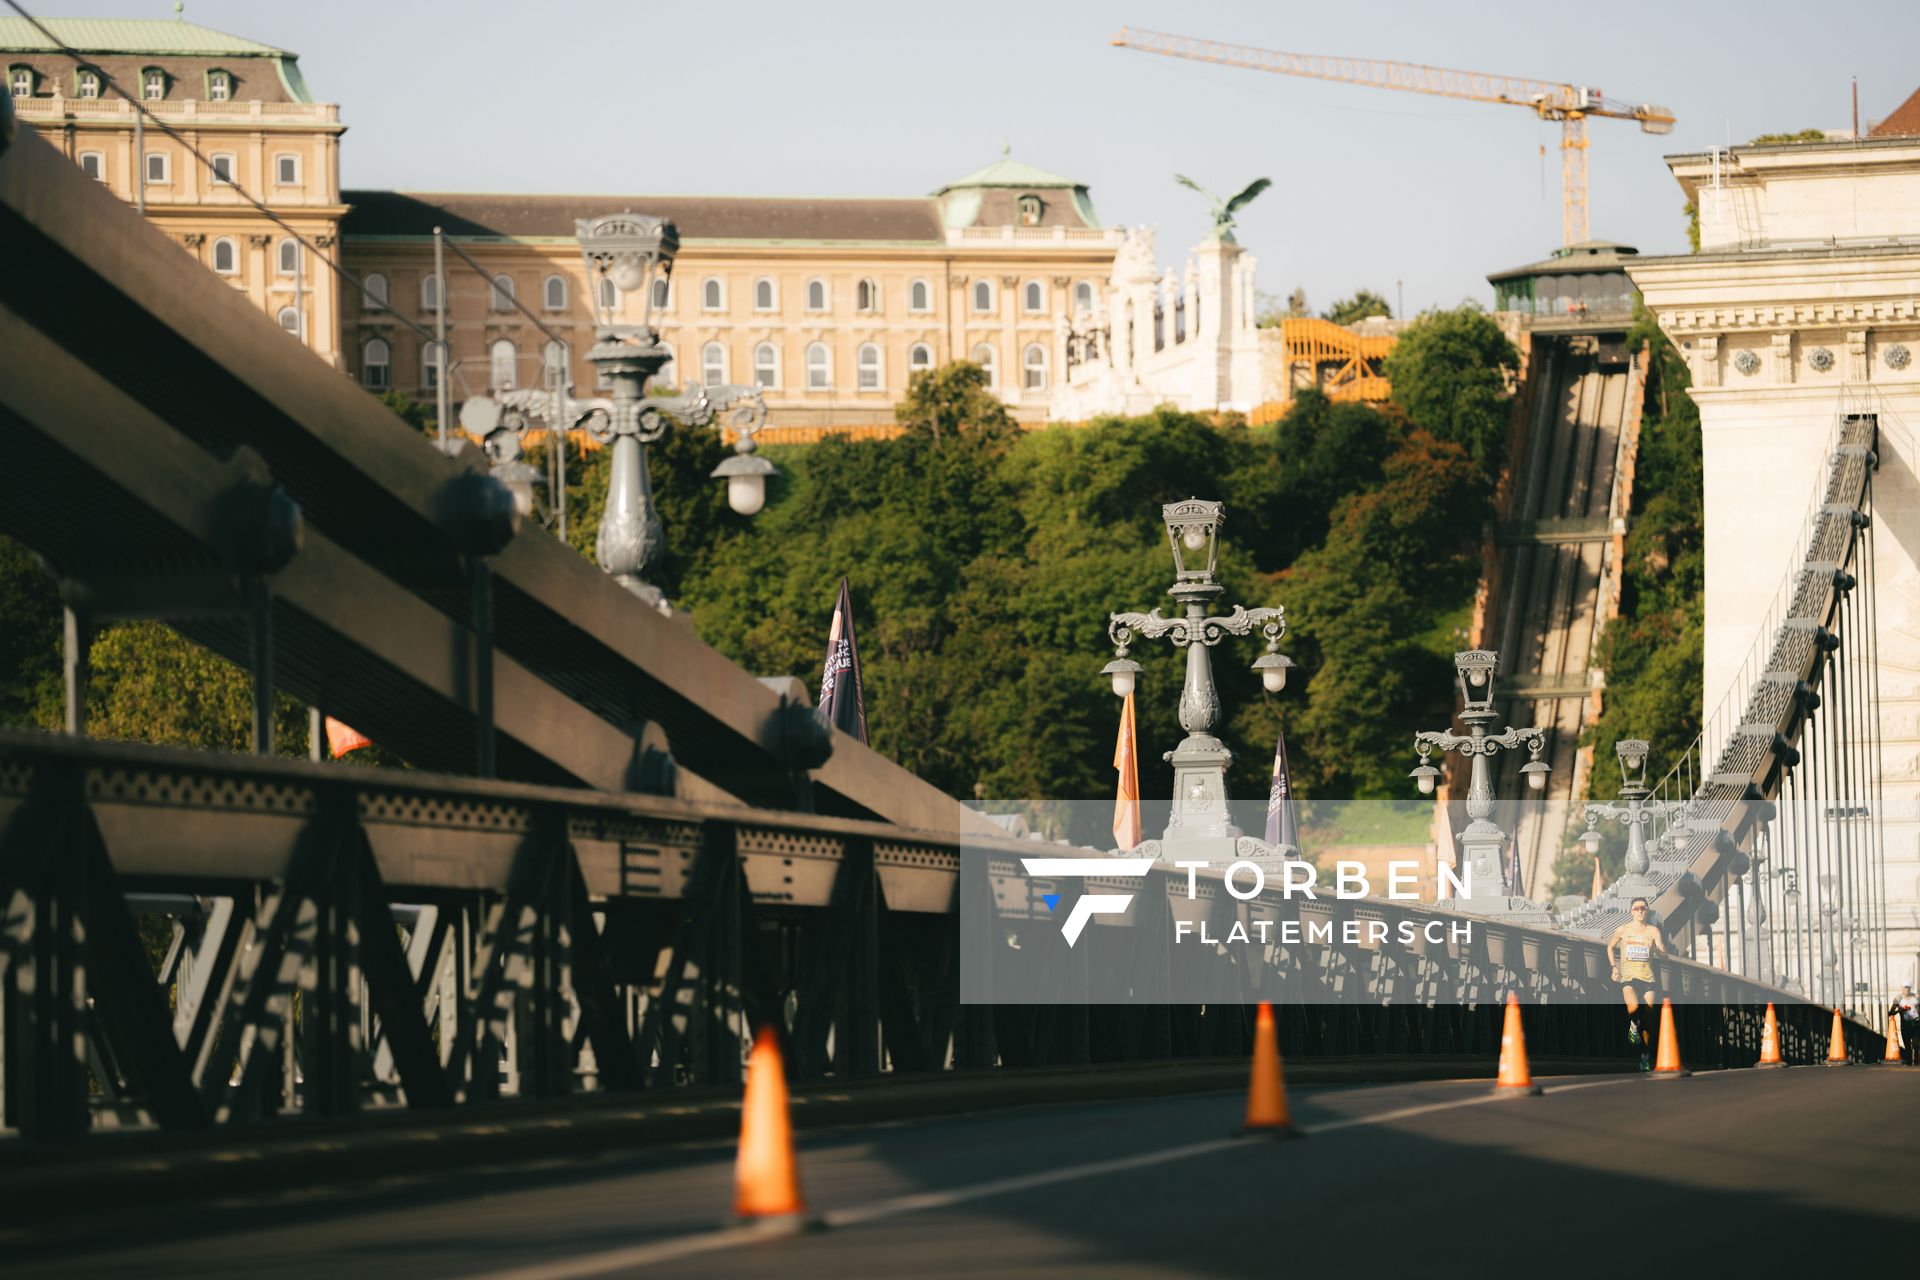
xmin=1493 ymin=992 xmax=1543 ymax=1097
xmin=1755 ymin=1002 xmax=1785 ymax=1069
xmin=1237 ymin=1002 xmax=1302 ymax=1138
xmin=1650 ymin=999 xmax=1689 ymax=1078
xmin=1826 ymin=1007 xmax=1850 ymax=1066
xmin=735 ymin=1026 xmax=807 ymax=1220
xmin=1883 ymin=1014 xmax=1903 ymax=1065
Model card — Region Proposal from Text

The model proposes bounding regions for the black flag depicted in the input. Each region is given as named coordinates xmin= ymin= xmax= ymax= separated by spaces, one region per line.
xmin=1263 ymin=729 xmax=1300 ymax=849
xmin=815 ymin=577 xmax=868 ymax=744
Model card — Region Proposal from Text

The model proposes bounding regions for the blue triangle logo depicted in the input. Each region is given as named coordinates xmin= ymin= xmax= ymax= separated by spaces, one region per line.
xmin=1041 ymin=893 xmax=1061 ymax=912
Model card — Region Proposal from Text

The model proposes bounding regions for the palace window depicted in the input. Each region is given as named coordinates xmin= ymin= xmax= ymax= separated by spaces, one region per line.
xmin=1023 ymin=343 xmax=1048 ymax=390
xmin=364 ymin=272 xmax=389 ymax=310
xmin=277 ymin=239 xmax=300 ymax=275
xmin=754 ymin=278 xmax=777 ymax=311
xmin=702 ymin=278 xmax=724 ymax=310
xmin=277 ymin=306 xmax=301 ymax=338
xmin=971 ymin=342 xmax=996 ymax=388
xmin=651 ymin=277 xmax=670 ymax=310
xmin=76 ymin=68 xmax=100 ymax=98
xmin=144 ymin=152 xmax=169 ymax=184
xmin=543 ymin=275 xmax=567 ymax=311
xmin=362 ymin=339 xmax=391 ymax=390
xmin=423 ymin=342 xmax=443 ymax=391
xmin=857 ymin=342 xmax=883 ymax=390
xmin=806 ymin=342 xmax=832 ymax=389
xmin=207 ymin=69 xmax=231 ymax=101
xmin=702 ymin=341 xmax=728 ymax=386
xmin=9 ymin=67 xmax=33 ymax=98
xmin=1074 ymin=280 xmax=1094 ymax=311
xmin=656 ymin=341 xmax=675 ymax=387
xmin=212 ymin=237 xmax=238 ymax=274
xmin=78 ymin=151 xmax=104 ymax=181
xmin=210 ymin=153 xmax=235 ymax=184
xmin=1023 ymin=281 xmax=1045 ymax=313
xmin=275 ymin=154 xmax=300 ymax=185
xmin=909 ymin=279 xmax=931 ymax=312
xmin=753 ymin=342 xmax=780 ymax=389
xmin=806 ymin=279 xmax=828 ymax=312
xmin=972 ymin=280 xmax=994 ymax=312
xmin=1017 ymin=194 xmax=1042 ymax=226
xmin=599 ymin=278 xmax=618 ymax=309
xmin=490 ymin=274 xmax=515 ymax=311
xmin=908 ymin=342 xmax=933 ymax=373
xmin=490 ymin=339 xmax=517 ymax=389
xmin=421 ymin=273 xmax=442 ymax=312
xmin=856 ymin=279 xmax=878 ymax=312
xmin=141 ymin=68 xmax=165 ymax=100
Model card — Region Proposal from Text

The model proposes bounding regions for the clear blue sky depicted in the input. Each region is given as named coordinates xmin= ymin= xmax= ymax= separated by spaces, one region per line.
xmin=32 ymin=0 xmax=1920 ymax=314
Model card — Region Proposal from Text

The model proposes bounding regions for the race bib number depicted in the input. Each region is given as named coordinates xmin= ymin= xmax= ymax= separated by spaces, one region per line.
xmin=1624 ymin=942 xmax=1651 ymax=962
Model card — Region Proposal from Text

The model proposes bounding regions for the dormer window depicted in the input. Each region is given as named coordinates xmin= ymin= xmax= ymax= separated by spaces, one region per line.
xmin=1017 ymin=194 xmax=1043 ymax=226
xmin=207 ymin=69 xmax=231 ymax=101
xmin=76 ymin=68 xmax=101 ymax=98
xmin=9 ymin=66 xmax=32 ymax=98
xmin=141 ymin=68 xmax=165 ymax=100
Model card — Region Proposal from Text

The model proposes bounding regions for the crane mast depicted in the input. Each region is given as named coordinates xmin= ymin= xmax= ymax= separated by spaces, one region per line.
xmin=1111 ymin=26 xmax=1674 ymax=246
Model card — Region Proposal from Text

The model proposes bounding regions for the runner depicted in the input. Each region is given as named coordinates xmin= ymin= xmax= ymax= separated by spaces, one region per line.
xmin=1606 ymin=897 xmax=1666 ymax=1071
xmin=1892 ymin=984 xmax=1919 ymax=1066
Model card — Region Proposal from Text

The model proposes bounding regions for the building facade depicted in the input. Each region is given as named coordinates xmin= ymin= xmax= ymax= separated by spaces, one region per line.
xmin=4 ymin=17 xmax=347 ymax=365
xmin=1629 ymin=136 xmax=1920 ymax=985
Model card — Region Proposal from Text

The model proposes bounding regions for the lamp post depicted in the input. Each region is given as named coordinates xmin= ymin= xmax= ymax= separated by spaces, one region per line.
xmin=1578 ymin=739 xmax=1686 ymax=893
xmin=1410 ymin=649 xmax=1552 ymax=918
xmin=455 ymin=212 xmax=776 ymax=612
xmin=1103 ymin=499 xmax=1292 ymax=861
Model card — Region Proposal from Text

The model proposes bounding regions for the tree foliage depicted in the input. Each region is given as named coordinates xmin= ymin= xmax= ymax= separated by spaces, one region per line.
xmin=1323 ymin=289 xmax=1392 ymax=325
xmin=1384 ymin=305 xmax=1519 ymax=474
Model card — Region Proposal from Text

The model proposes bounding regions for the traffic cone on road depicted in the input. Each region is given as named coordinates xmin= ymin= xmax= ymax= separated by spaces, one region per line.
xmin=1826 ymin=1007 xmax=1850 ymax=1066
xmin=1651 ymin=999 xmax=1690 ymax=1079
xmin=1237 ymin=1002 xmax=1302 ymax=1138
xmin=1883 ymin=1014 xmax=1902 ymax=1065
xmin=1755 ymin=1003 xmax=1785 ymax=1069
xmin=1493 ymin=992 xmax=1542 ymax=1097
xmin=735 ymin=1025 xmax=807 ymax=1220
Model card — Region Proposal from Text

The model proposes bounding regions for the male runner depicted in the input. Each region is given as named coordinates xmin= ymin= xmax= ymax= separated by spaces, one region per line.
xmin=1606 ymin=898 xmax=1666 ymax=1070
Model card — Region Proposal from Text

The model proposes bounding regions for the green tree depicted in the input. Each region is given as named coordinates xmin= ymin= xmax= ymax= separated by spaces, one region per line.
xmin=894 ymin=360 xmax=1018 ymax=446
xmin=0 ymin=535 xmax=61 ymax=729
xmin=1383 ymin=304 xmax=1519 ymax=476
xmin=1748 ymin=129 xmax=1831 ymax=145
xmin=1323 ymin=290 xmax=1392 ymax=325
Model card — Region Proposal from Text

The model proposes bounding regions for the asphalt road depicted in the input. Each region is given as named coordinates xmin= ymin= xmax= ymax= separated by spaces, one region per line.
xmin=15 ymin=1067 xmax=1919 ymax=1278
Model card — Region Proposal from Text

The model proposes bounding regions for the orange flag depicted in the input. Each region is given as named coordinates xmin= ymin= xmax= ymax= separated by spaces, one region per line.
xmin=1590 ymin=854 xmax=1605 ymax=901
xmin=1113 ymin=692 xmax=1141 ymax=851
xmin=325 ymin=717 xmax=372 ymax=758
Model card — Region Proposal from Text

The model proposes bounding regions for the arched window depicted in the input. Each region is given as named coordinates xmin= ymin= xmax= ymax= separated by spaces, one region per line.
xmin=806 ymin=279 xmax=828 ymax=312
xmin=490 ymin=339 xmax=517 ymax=390
xmin=599 ymin=278 xmax=618 ymax=310
xmin=656 ymin=341 xmax=675 ymax=387
xmin=1017 ymin=194 xmax=1042 ymax=226
xmin=651 ymin=277 xmax=670 ymax=310
xmin=76 ymin=69 xmax=100 ymax=99
xmin=276 ymin=239 xmax=299 ymax=276
xmin=909 ymin=279 xmax=931 ymax=312
xmin=754 ymin=277 xmax=776 ymax=311
xmin=806 ymin=342 xmax=832 ymax=390
xmin=908 ymin=342 xmax=934 ymax=373
xmin=543 ymin=275 xmax=567 ymax=311
xmin=421 ymin=273 xmax=442 ymax=312
xmin=543 ymin=340 xmax=570 ymax=388
xmin=363 ymin=272 xmax=388 ymax=310
xmin=206 ymin=69 xmax=231 ymax=101
xmin=856 ymin=279 xmax=878 ymax=312
xmin=972 ymin=280 xmax=993 ymax=313
xmin=971 ymin=343 xmax=997 ymax=388
xmin=212 ymin=237 xmax=238 ymax=275
xmin=490 ymin=274 xmax=515 ymax=311
xmin=1074 ymin=281 xmax=1094 ymax=312
xmin=857 ymin=343 xmax=883 ymax=391
xmin=753 ymin=342 xmax=780 ymax=389
xmin=702 ymin=341 xmax=727 ymax=386
xmin=422 ymin=342 xmax=443 ymax=391
xmin=1023 ymin=281 xmax=1045 ymax=313
xmin=1022 ymin=343 xmax=1048 ymax=391
xmin=702 ymin=278 xmax=724 ymax=310
xmin=276 ymin=307 xmax=301 ymax=338
xmin=362 ymin=339 xmax=391 ymax=390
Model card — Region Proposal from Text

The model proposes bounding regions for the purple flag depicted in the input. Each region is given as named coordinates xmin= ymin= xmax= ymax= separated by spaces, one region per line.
xmin=1263 ymin=730 xmax=1300 ymax=848
xmin=815 ymin=578 xmax=868 ymax=744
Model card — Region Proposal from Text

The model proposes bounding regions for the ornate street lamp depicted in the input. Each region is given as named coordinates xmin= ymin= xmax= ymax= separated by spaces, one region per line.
xmin=1103 ymin=499 xmax=1291 ymax=860
xmin=1577 ymin=738 xmax=1685 ymax=879
xmin=457 ymin=212 xmax=776 ymax=612
xmin=1410 ymin=649 xmax=1552 ymax=916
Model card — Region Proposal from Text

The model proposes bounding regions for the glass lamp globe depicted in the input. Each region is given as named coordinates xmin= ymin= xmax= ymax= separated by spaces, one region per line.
xmin=1111 ymin=667 xmax=1136 ymax=697
xmin=1581 ymin=828 xmax=1602 ymax=855
xmin=1527 ymin=768 xmax=1546 ymax=791
xmin=1469 ymin=668 xmax=1487 ymax=687
xmin=1261 ymin=666 xmax=1286 ymax=693
xmin=610 ymin=261 xmax=645 ymax=293
xmin=1182 ymin=525 xmax=1207 ymax=551
xmin=726 ymin=472 xmax=766 ymax=516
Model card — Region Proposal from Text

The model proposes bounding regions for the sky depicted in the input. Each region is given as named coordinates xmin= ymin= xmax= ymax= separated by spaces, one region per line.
xmin=29 ymin=0 xmax=1920 ymax=314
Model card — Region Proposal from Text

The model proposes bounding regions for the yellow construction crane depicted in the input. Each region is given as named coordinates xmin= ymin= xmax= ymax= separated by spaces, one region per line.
xmin=1111 ymin=27 xmax=1675 ymax=246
